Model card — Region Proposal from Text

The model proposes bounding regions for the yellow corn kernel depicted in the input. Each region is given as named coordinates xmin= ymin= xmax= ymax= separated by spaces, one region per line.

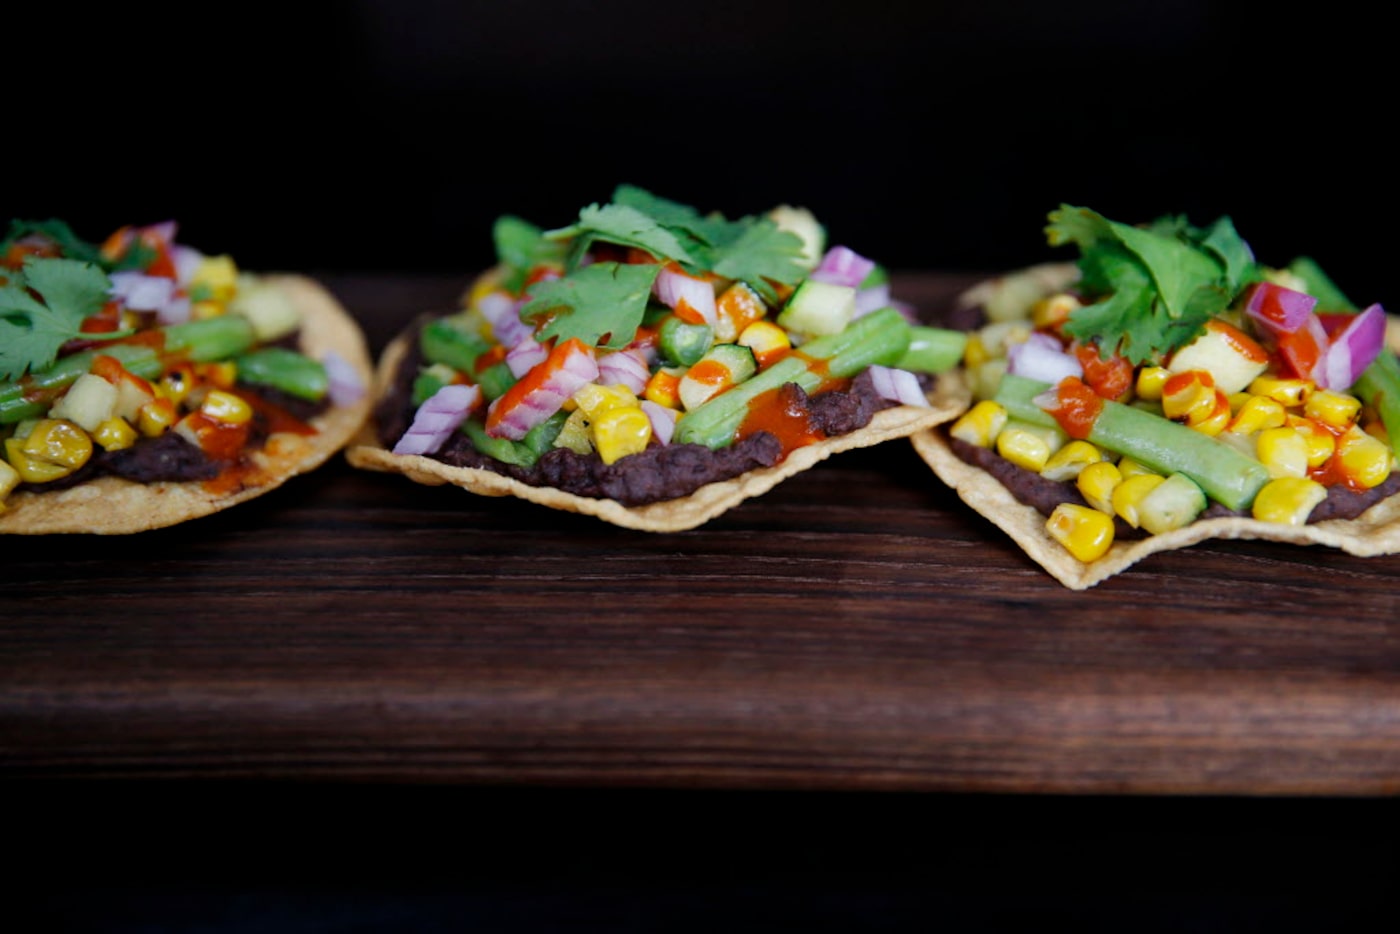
xmin=1190 ymin=389 xmax=1232 ymax=436
xmin=1227 ymin=394 xmax=1287 ymax=435
xmin=996 ymin=426 xmax=1052 ymax=472
xmin=192 ymin=254 xmax=239 ymax=301
xmin=1112 ymin=473 xmax=1166 ymax=529
xmin=714 ymin=282 xmax=767 ymax=343
xmin=137 ymin=397 xmax=178 ymax=436
xmin=1333 ymin=425 xmax=1394 ymax=489
xmin=643 ymin=367 xmax=684 ymax=409
xmin=1161 ymin=371 xmax=1216 ymax=424
xmin=948 ymin=400 xmax=1007 ymax=448
xmin=1248 ymin=375 xmax=1312 ymax=407
xmin=156 ymin=364 xmax=197 ymax=405
xmin=8 ymin=419 xmax=93 ymax=482
xmin=198 ymin=361 xmax=238 ymax=390
xmin=0 ymin=458 xmax=19 ymax=510
xmin=190 ymin=299 xmax=226 ymax=320
xmin=92 ymin=417 xmax=139 ymax=451
xmin=5 ymin=437 xmax=69 ymax=483
xmin=1046 ymin=502 xmax=1116 ymax=562
xmin=1256 ymin=426 xmax=1309 ymax=479
xmin=1040 ymin=440 xmax=1104 ymax=482
xmin=1116 ymin=457 xmax=1161 ymax=480
xmin=1135 ymin=366 xmax=1171 ymax=402
xmin=1252 ymin=477 xmax=1328 ymax=526
xmin=1077 ymin=460 xmax=1123 ymax=514
xmin=961 ymin=333 xmax=990 ymax=369
xmin=737 ymin=320 xmax=791 ymax=369
xmin=572 ymin=382 xmax=637 ymax=419
xmin=1303 ymin=388 xmax=1362 ymax=429
xmin=554 ymin=408 xmax=593 ymax=455
xmin=199 ymin=389 xmax=253 ymax=425
xmin=591 ymin=405 xmax=651 ymax=465
xmin=1287 ymin=415 xmax=1336 ymax=468
xmin=1030 ymin=293 xmax=1081 ymax=331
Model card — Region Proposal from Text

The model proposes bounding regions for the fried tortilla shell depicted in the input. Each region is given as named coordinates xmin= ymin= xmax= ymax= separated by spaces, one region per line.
xmin=911 ymin=291 xmax=1400 ymax=590
xmin=347 ymin=325 xmax=971 ymax=533
xmin=0 ymin=275 xmax=375 ymax=535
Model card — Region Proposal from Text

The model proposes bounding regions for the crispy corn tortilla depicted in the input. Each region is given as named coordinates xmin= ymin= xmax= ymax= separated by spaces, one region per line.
xmin=0 ymin=275 xmax=374 ymax=535
xmin=347 ymin=324 xmax=972 ymax=532
xmin=910 ymin=282 xmax=1400 ymax=590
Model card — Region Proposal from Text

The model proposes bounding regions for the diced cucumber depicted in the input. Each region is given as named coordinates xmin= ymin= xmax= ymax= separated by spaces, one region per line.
xmin=1137 ymin=472 xmax=1207 ymax=535
xmin=658 ymin=315 xmax=714 ymax=367
xmin=776 ymin=279 xmax=856 ymax=337
xmin=678 ymin=343 xmax=757 ymax=411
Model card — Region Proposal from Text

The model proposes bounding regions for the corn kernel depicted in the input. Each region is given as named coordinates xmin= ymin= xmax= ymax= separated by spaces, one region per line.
xmin=1135 ymin=366 xmax=1171 ymax=402
xmin=199 ymin=389 xmax=254 ymax=425
xmin=996 ymin=427 xmax=1052 ymax=472
xmin=1040 ymin=440 xmax=1105 ymax=482
xmin=92 ymin=417 xmax=139 ymax=451
xmin=137 ymin=397 xmax=178 ymax=436
xmin=1252 ymin=477 xmax=1328 ymax=526
xmin=1287 ymin=415 xmax=1336 ymax=468
xmin=1190 ymin=389 xmax=1232 ymax=436
xmin=192 ymin=254 xmax=239 ymax=301
xmin=190 ymin=300 xmax=225 ymax=320
xmin=1162 ymin=370 xmax=1216 ymax=424
xmin=737 ymin=320 xmax=791 ymax=369
xmin=1112 ymin=473 xmax=1166 ymax=528
xmin=592 ymin=405 xmax=651 ymax=465
xmin=1227 ymin=394 xmax=1287 ymax=435
xmin=1333 ymin=425 xmax=1394 ymax=489
xmin=157 ymin=364 xmax=197 ymax=405
xmin=643 ymin=367 xmax=684 ymax=409
xmin=199 ymin=361 xmax=238 ymax=389
xmin=714 ymin=282 xmax=767 ymax=343
xmin=1116 ymin=457 xmax=1161 ymax=479
xmin=1046 ymin=502 xmax=1116 ymax=562
xmin=573 ymin=382 xmax=637 ymax=419
xmin=949 ymin=400 xmax=1008 ymax=448
xmin=1304 ymin=388 xmax=1362 ymax=429
xmin=7 ymin=419 xmax=93 ymax=482
xmin=1077 ymin=460 xmax=1123 ymax=514
xmin=1256 ymin=426 xmax=1309 ymax=479
xmin=1248 ymin=375 xmax=1312 ymax=407
xmin=0 ymin=458 xmax=21 ymax=504
xmin=1031 ymin=293 xmax=1080 ymax=331
xmin=962 ymin=333 xmax=990 ymax=369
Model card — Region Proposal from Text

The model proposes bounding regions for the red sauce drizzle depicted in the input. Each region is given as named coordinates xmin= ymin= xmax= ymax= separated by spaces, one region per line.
xmin=740 ymin=384 xmax=826 ymax=457
xmin=1045 ymin=376 xmax=1103 ymax=440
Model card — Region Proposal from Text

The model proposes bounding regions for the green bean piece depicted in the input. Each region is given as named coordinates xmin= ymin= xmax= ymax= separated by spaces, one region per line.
xmin=0 ymin=345 xmax=161 ymax=424
xmin=895 ymin=326 xmax=968 ymax=374
xmin=236 ymin=347 xmax=329 ymax=402
xmin=421 ymin=318 xmax=492 ymax=372
xmin=164 ymin=315 xmax=258 ymax=362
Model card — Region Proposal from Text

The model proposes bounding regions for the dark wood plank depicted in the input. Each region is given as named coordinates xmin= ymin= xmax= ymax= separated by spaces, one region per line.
xmin=3 ymin=274 xmax=1399 ymax=793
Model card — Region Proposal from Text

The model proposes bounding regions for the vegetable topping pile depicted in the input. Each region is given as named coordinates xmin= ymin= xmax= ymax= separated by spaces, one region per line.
xmin=388 ymin=186 xmax=966 ymax=495
xmin=0 ymin=218 xmax=363 ymax=513
xmin=948 ymin=204 xmax=1400 ymax=563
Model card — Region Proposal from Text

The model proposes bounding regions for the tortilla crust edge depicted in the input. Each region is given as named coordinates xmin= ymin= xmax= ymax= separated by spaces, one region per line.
xmin=347 ymin=328 xmax=972 ymax=533
xmin=908 ymin=290 xmax=1400 ymax=590
xmin=0 ymin=275 xmax=375 ymax=535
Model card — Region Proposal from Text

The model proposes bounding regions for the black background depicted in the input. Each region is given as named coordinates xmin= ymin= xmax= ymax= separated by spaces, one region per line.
xmin=11 ymin=2 xmax=1396 ymax=311
xmin=12 ymin=3 xmax=1398 ymax=930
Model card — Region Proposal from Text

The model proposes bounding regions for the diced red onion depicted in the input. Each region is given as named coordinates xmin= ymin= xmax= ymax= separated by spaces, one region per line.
xmin=653 ymin=266 xmax=717 ymax=326
xmin=171 ymin=245 xmax=204 ymax=286
xmin=641 ymin=400 xmax=678 ymax=445
xmin=478 ymin=291 xmax=533 ymax=347
xmin=393 ymin=384 xmax=480 ymax=455
xmin=1317 ymin=303 xmax=1386 ymax=390
xmin=867 ymin=365 xmax=929 ymax=407
xmin=505 ymin=338 xmax=548 ymax=377
xmin=810 ymin=246 xmax=876 ymax=289
xmin=854 ymin=283 xmax=891 ymax=318
xmin=322 ymin=349 xmax=366 ymax=405
xmin=486 ymin=341 xmax=599 ymax=440
xmin=109 ymin=270 xmax=190 ymax=323
xmin=1007 ymin=332 xmax=1082 ymax=384
xmin=597 ymin=347 xmax=650 ymax=394
xmin=1245 ymin=281 xmax=1318 ymax=336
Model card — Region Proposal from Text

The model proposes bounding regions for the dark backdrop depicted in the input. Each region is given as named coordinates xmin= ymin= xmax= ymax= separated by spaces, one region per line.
xmin=13 ymin=2 xmax=1394 ymax=309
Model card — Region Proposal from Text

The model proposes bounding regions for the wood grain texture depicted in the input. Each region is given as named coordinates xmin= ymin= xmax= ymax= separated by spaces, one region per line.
xmin=3 ymin=273 xmax=1399 ymax=794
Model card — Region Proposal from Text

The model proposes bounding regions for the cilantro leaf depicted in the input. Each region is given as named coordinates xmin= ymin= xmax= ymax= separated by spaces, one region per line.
xmin=709 ymin=219 xmax=809 ymax=304
xmin=1047 ymin=204 xmax=1255 ymax=365
xmin=522 ymin=261 xmax=660 ymax=350
xmin=0 ymin=257 xmax=111 ymax=380
xmin=493 ymin=215 xmax=567 ymax=293
xmin=2 ymin=218 xmax=106 ymax=267
xmin=547 ymin=203 xmax=700 ymax=271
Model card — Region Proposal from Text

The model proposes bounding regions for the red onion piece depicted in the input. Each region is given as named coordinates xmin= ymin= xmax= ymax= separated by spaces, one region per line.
xmin=597 ymin=347 xmax=650 ymax=394
xmin=654 ymin=266 xmax=717 ymax=326
xmin=322 ymin=350 xmax=366 ymax=405
xmin=393 ymin=384 xmax=480 ymax=455
xmin=854 ymin=283 xmax=891 ymax=318
xmin=486 ymin=341 xmax=599 ymax=440
xmin=171 ymin=245 xmax=204 ymax=285
xmin=810 ymin=246 xmax=876 ymax=289
xmin=1007 ymin=333 xmax=1082 ymax=385
xmin=478 ymin=291 xmax=533 ymax=347
xmin=109 ymin=271 xmax=189 ymax=323
xmin=641 ymin=400 xmax=678 ymax=445
xmin=505 ymin=338 xmax=548 ymax=378
xmin=867 ymin=365 xmax=929 ymax=407
xmin=1245 ymin=282 xmax=1318 ymax=336
xmin=1318 ymin=303 xmax=1386 ymax=389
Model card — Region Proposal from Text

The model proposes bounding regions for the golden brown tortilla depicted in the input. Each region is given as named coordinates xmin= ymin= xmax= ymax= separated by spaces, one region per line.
xmin=0 ymin=275 xmax=374 ymax=535
xmin=910 ymin=284 xmax=1400 ymax=589
xmin=347 ymin=323 xmax=971 ymax=532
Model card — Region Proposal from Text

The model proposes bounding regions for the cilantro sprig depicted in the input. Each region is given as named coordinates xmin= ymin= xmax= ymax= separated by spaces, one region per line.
xmin=1047 ymin=204 xmax=1262 ymax=365
xmin=521 ymin=261 xmax=660 ymax=350
xmin=0 ymin=256 xmax=113 ymax=381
